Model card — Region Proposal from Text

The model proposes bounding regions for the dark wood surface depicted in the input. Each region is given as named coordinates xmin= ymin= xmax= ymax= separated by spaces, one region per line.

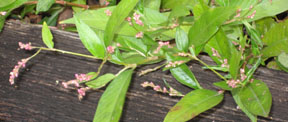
xmin=0 ymin=20 xmax=288 ymax=122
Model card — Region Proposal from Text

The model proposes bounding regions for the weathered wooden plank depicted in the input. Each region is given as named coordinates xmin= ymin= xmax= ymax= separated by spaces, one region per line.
xmin=0 ymin=20 xmax=287 ymax=122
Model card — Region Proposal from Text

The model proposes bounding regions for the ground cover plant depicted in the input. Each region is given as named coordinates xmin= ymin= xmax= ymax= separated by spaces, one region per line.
xmin=1 ymin=0 xmax=288 ymax=121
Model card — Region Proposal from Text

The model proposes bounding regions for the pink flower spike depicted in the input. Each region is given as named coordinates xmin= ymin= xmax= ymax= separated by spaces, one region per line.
xmin=9 ymin=58 xmax=28 ymax=85
xmin=153 ymin=85 xmax=161 ymax=92
xmin=107 ymin=46 xmax=115 ymax=54
xmin=105 ymin=9 xmax=112 ymax=16
xmin=141 ymin=81 xmax=149 ymax=87
xmin=135 ymin=32 xmax=143 ymax=38
xmin=247 ymin=10 xmax=256 ymax=19
xmin=163 ymin=87 xmax=168 ymax=93
xmin=19 ymin=42 xmax=32 ymax=50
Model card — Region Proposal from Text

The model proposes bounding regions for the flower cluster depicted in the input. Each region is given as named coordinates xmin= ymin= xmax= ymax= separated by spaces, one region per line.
xmin=226 ymin=68 xmax=252 ymax=88
xmin=106 ymin=46 xmax=115 ymax=54
xmin=234 ymin=9 xmax=242 ymax=18
xmin=247 ymin=10 xmax=256 ymax=19
xmin=165 ymin=61 xmax=185 ymax=68
xmin=178 ymin=52 xmax=189 ymax=57
xmin=154 ymin=41 xmax=172 ymax=53
xmin=221 ymin=59 xmax=229 ymax=68
xmin=141 ymin=81 xmax=184 ymax=97
xmin=19 ymin=42 xmax=33 ymax=50
xmin=105 ymin=9 xmax=112 ymax=16
xmin=135 ymin=31 xmax=143 ymax=38
xmin=77 ymin=87 xmax=90 ymax=100
xmin=126 ymin=17 xmax=132 ymax=25
xmin=62 ymin=73 xmax=92 ymax=88
xmin=9 ymin=58 xmax=28 ymax=85
xmin=133 ymin=12 xmax=144 ymax=26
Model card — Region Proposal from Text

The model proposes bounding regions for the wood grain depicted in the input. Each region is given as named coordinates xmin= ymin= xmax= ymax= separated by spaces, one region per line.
xmin=0 ymin=20 xmax=287 ymax=122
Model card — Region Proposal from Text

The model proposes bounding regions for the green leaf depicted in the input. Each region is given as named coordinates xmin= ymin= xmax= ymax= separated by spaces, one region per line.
xmin=232 ymin=88 xmax=257 ymax=122
xmin=170 ymin=64 xmax=202 ymax=89
xmin=36 ymin=0 xmax=55 ymax=14
xmin=144 ymin=8 xmax=168 ymax=25
xmin=40 ymin=7 xmax=64 ymax=26
xmin=204 ymin=28 xmax=231 ymax=64
xmin=229 ymin=49 xmax=241 ymax=79
xmin=276 ymin=52 xmax=288 ymax=72
xmin=0 ymin=0 xmax=15 ymax=8
xmin=261 ymin=20 xmax=288 ymax=60
xmin=266 ymin=61 xmax=281 ymax=70
xmin=235 ymin=0 xmax=288 ymax=24
xmin=93 ymin=69 xmax=133 ymax=122
xmin=104 ymin=0 xmax=139 ymax=46
xmin=86 ymin=73 xmax=115 ymax=89
xmin=143 ymin=0 xmax=161 ymax=10
xmin=239 ymin=80 xmax=272 ymax=117
xmin=255 ymin=17 xmax=276 ymax=36
xmin=0 ymin=0 xmax=27 ymax=11
xmin=213 ymin=81 xmax=232 ymax=91
xmin=164 ymin=89 xmax=223 ymax=122
xmin=74 ymin=16 xmax=106 ymax=59
xmin=188 ymin=7 xmax=235 ymax=55
xmin=71 ymin=0 xmax=86 ymax=13
xmin=42 ymin=22 xmax=54 ymax=48
xmin=175 ymin=27 xmax=189 ymax=52
xmin=117 ymin=36 xmax=148 ymax=56
xmin=244 ymin=57 xmax=261 ymax=84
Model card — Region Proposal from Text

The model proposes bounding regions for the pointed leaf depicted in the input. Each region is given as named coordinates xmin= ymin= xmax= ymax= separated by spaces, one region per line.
xmin=42 ymin=22 xmax=54 ymax=48
xmin=104 ymin=0 xmax=139 ymax=46
xmin=93 ymin=69 xmax=133 ymax=122
xmin=189 ymin=7 xmax=235 ymax=55
xmin=229 ymin=49 xmax=241 ymax=79
xmin=164 ymin=89 xmax=223 ymax=122
xmin=239 ymin=80 xmax=272 ymax=117
xmin=74 ymin=16 xmax=106 ymax=59
xmin=86 ymin=73 xmax=115 ymax=89
xmin=71 ymin=0 xmax=86 ymax=13
xmin=261 ymin=20 xmax=288 ymax=60
xmin=36 ymin=0 xmax=55 ymax=14
xmin=170 ymin=64 xmax=202 ymax=89
xmin=232 ymin=88 xmax=258 ymax=122
xmin=175 ymin=27 xmax=189 ymax=52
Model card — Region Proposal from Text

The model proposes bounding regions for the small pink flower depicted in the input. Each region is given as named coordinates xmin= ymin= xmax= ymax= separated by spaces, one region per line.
xmin=78 ymin=88 xmax=86 ymax=96
xmin=62 ymin=82 xmax=68 ymax=88
xmin=163 ymin=87 xmax=168 ymax=93
xmin=116 ymin=43 xmax=121 ymax=47
xmin=106 ymin=46 xmax=115 ymax=54
xmin=105 ymin=9 xmax=112 ymax=16
xmin=135 ymin=32 xmax=143 ymax=38
xmin=135 ymin=19 xmax=144 ymax=26
xmin=0 ymin=11 xmax=7 ymax=16
xmin=247 ymin=10 xmax=256 ymax=19
xmin=211 ymin=48 xmax=220 ymax=57
xmin=153 ymin=85 xmax=161 ymax=92
xmin=218 ymin=90 xmax=224 ymax=94
xmin=19 ymin=42 xmax=32 ymax=50
xmin=126 ymin=17 xmax=131 ymax=22
xmin=250 ymin=79 xmax=254 ymax=83
xmin=133 ymin=12 xmax=141 ymax=21
xmin=141 ymin=81 xmax=149 ymax=87
xmin=104 ymin=0 xmax=109 ymax=6
xmin=178 ymin=53 xmax=189 ymax=57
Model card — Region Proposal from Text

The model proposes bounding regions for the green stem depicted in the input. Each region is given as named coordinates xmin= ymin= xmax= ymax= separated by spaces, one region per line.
xmin=34 ymin=47 xmax=99 ymax=59
xmin=139 ymin=63 xmax=166 ymax=76
xmin=27 ymin=49 xmax=42 ymax=60
xmin=191 ymin=56 xmax=228 ymax=82
xmin=96 ymin=57 xmax=107 ymax=76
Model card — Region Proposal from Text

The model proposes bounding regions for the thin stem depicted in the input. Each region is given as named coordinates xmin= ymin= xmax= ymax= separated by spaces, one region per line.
xmin=34 ymin=47 xmax=99 ymax=59
xmin=25 ymin=1 xmax=105 ymax=9
xmin=27 ymin=49 xmax=42 ymax=60
xmin=139 ymin=63 xmax=166 ymax=76
xmin=95 ymin=57 xmax=107 ymax=76
xmin=192 ymin=56 xmax=228 ymax=82
xmin=115 ymin=64 xmax=137 ymax=77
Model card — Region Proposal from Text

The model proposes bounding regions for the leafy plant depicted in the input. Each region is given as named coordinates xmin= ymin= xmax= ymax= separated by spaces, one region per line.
xmin=2 ymin=0 xmax=288 ymax=121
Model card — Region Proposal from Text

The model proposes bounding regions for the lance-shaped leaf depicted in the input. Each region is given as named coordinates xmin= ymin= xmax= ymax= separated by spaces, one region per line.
xmin=229 ymin=48 xmax=241 ymax=79
xmin=71 ymin=0 xmax=86 ymax=13
xmin=104 ymin=0 xmax=139 ymax=46
xmin=232 ymin=88 xmax=257 ymax=122
xmin=164 ymin=89 xmax=223 ymax=122
xmin=74 ymin=16 xmax=106 ymax=59
xmin=42 ymin=22 xmax=54 ymax=48
xmin=36 ymin=0 xmax=55 ymax=14
xmin=239 ymin=80 xmax=272 ymax=117
xmin=0 ymin=0 xmax=15 ymax=8
xmin=170 ymin=64 xmax=202 ymax=89
xmin=86 ymin=73 xmax=115 ymax=89
xmin=93 ymin=69 xmax=133 ymax=122
xmin=261 ymin=19 xmax=288 ymax=60
xmin=175 ymin=27 xmax=189 ymax=52
xmin=188 ymin=7 xmax=235 ymax=55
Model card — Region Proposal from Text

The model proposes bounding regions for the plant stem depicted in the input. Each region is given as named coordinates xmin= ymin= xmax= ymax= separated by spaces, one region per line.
xmin=191 ymin=56 xmax=228 ymax=82
xmin=95 ymin=57 xmax=107 ymax=76
xmin=139 ymin=63 xmax=166 ymax=76
xmin=27 ymin=49 xmax=42 ymax=60
xmin=25 ymin=1 xmax=105 ymax=9
xmin=33 ymin=47 xmax=99 ymax=59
